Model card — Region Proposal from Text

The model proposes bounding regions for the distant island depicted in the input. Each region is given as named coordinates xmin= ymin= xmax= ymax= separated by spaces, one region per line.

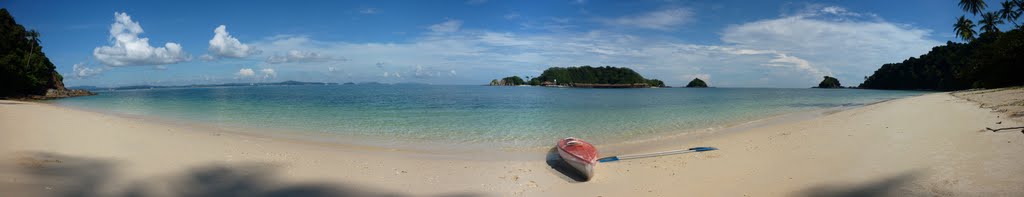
xmin=685 ymin=78 xmax=708 ymax=88
xmin=73 ymin=80 xmax=340 ymax=91
xmin=0 ymin=8 xmax=93 ymax=99
xmin=489 ymin=66 xmax=665 ymax=88
xmin=816 ymin=76 xmax=843 ymax=88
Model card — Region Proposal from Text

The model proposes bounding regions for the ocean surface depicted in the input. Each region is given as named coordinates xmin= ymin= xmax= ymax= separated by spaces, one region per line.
xmin=50 ymin=85 xmax=925 ymax=150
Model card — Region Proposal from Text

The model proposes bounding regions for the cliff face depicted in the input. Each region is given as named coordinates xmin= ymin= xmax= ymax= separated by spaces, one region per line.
xmin=0 ymin=8 xmax=93 ymax=99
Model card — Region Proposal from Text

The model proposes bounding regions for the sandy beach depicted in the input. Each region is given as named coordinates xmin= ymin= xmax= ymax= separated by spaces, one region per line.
xmin=2 ymin=89 xmax=1023 ymax=196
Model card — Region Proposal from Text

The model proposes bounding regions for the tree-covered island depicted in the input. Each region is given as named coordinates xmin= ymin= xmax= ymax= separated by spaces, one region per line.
xmin=490 ymin=66 xmax=665 ymax=88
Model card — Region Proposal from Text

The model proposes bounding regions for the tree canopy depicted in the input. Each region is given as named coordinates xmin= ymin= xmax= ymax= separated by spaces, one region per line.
xmin=0 ymin=8 xmax=65 ymax=97
xmin=816 ymin=76 xmax=842 ymax=88
xmin=860 ymin=29 xmax=1024 ymax=90
xmin=860 ymin=0 xmax=1024 ymax=90
xmin=531 ymin=66 xmax=664 ymax=87
xmin=685 ymin=78 xmax=708 ymax=88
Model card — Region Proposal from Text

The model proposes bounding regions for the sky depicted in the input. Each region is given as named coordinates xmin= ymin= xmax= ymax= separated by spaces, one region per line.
xmin=3 ymin=0 xmax=1010 ymax=87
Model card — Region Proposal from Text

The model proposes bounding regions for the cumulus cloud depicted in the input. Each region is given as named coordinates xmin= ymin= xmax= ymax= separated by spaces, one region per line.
xmin=236 ymin=68 xmax=255 ymax=77
xmin=71 ymin=63 xmax=107 ymax=79
xmin=207 ymin=25 xmax=260 ymax=59
xmin=265 ymin=50 xmax=334 ymax=64
xmin=260 ymin=68 xmax=276 ymax=79
xmin=93 ymin=12 xmax=190 ymax=66
xmin=600 ymin=8 xmax=693 ymax=30
xmin=429 ymin=19 xmax=463 ymax=33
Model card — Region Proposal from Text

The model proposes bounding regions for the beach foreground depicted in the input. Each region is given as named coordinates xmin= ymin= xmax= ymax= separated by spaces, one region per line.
xmin=2 ymin=91 xmax=1023 ymax=196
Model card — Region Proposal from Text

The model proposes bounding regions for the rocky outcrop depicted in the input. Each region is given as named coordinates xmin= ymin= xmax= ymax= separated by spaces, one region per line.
xmin=816 ymin=76 xmax=842 ymax=88
xmin=686 ymin=78 xmax=708 ymax=88
xmin=0 ymin=8 xmax=94 ymax=99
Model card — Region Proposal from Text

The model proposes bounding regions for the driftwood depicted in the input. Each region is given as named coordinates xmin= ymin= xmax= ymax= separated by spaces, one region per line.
xmin=986 ymin=126 xmax=1024 ymax=134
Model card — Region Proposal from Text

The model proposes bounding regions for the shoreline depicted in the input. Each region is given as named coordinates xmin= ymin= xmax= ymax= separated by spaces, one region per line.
xmin=38 ymin=93 xmax=904 ymax=160
xmin=3 ymin=90 xmax=1023 ymax=196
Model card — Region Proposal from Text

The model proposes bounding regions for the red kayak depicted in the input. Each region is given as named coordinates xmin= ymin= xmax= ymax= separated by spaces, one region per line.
xmin=557 ymin=137 xmax=598 ymax=181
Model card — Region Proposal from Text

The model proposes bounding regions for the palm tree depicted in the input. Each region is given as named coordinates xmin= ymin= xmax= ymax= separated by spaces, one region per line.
xmin=960 ymin=0 xmax=988 ymax=15
xmin=24 ymin=29 xmax=40 ymax=68
xmin=955 ymin=15 xmax=977 ymax=41
xmin=980 ymin=12 xmax=1005 ymax=33
xmin=1000 ymin=0 xmax=1021 ymax=27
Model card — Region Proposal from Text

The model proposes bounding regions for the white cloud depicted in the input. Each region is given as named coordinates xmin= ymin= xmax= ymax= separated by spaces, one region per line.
xmin=260 ymin=68 xmax=276 ymax=79
xmin=721 ymin=6 xmax=938 ymax=83
xmin=72 ymin=63 xmax=107 ymax=78
xmin=429 ymin=19 xmax=463 ymax=33
xmin=359 ymin=7 xmax=378 ymax=14
xmin=243 ymin=5 xmax=936 ymax=87
xmin=207 ymin=25 xmax=260 ymax=59
xmin=265 ymin=50 xmax=334 ymax=64
xmin=600 ymin=8 xmax=693 ymax=30
xmin=93 ymin=12 xmax=190 ymax=66
xmin=199 ymin=54 xmax=216 ymax=61
xmin=236 ymin=68 xmax=255 ymax=77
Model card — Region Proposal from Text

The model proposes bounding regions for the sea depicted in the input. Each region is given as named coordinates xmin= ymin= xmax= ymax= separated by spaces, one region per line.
xmin=49 ymin=84 xmax=925 ymax=151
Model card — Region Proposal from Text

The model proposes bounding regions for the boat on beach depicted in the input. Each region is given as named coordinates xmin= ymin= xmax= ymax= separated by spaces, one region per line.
xmin=556 ymin=137 xmax=599 ymax=181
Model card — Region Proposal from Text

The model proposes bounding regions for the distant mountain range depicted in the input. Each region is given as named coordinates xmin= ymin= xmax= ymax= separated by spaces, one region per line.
xmin=71 ymin=80 xmax=345 ymax=91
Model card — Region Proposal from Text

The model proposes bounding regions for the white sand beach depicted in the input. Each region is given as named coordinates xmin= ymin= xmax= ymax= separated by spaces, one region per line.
xmin=2 ymin=89 xmax=1023 ymax=196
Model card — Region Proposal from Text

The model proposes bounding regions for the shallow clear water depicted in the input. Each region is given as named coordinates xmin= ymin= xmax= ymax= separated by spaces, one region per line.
xmin=51 ymin=85 xmax=925 ymax=149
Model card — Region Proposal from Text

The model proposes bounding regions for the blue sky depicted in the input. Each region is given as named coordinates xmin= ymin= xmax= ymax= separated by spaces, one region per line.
xmin=4 ymin=0 xmax=1006 ymax=87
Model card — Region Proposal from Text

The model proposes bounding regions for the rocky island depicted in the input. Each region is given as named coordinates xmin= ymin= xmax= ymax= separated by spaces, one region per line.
xmin=685 ymin=78 xmax=709 ymax=88
xmin=816 ymin=76 xmax=843 ymax=88
xmin=1 ymin=9 xmax=93 ymax=99
xmin=489 ymin=66 xmax=665 ymax=88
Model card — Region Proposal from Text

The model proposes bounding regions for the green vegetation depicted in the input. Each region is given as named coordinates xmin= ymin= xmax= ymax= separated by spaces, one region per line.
xmin=491 ymin=66 xmax=664 ymax=88
xmin=860 ymin=0 xmax=1024 ymax=90
xmin=490 ymin=76 xmax=525 ymax=86
xmin=532 ymin=66 xmax=664 ymax=87
xmin=0 ymin=8 xmax=65 ymax=97
xmin=816 ymin=76 xmax=842 ymax=88
xmin=685 ymin=78 xmax=708 ymax=88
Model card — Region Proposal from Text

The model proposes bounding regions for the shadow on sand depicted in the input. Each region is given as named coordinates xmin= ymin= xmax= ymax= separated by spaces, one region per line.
xmin=544 ymin=147 xmax=588 ymax=182
xmin=1 ymin=152 xmax=480 ymax=197
xmin=800 ymin=171 xmax=924 ymax=197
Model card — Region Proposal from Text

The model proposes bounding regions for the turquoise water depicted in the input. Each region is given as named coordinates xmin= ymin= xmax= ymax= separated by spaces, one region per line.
xmin=50 ymin=85 xmax=924 ymax=149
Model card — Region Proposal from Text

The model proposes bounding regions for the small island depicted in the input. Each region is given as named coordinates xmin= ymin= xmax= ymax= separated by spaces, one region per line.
xmin=816 ymin=76 xmax=842 ymax=88
xmin=685 ymin=78 xmax=709 ymax=88
xmin=489 ymin=66 xmax=665 ymax=88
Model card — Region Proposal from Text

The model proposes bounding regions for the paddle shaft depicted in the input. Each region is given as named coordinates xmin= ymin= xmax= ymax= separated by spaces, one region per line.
xmin=599 ymin=147 xmax=717 ymax=162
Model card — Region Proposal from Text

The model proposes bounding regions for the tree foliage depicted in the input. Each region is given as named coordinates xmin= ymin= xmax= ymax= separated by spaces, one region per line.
xmin=0 ymin=8 xmax=64 ymax=97
xmin=960 ymin=0 xmax=988 ymax=15
xmin=816 ymin=76 xmax=842 ymax=88
xmin=685 ymin=78 xmax=708 ymax=88
xmin=531 ymin=66 xmax=664 ymax=87
xmin=955 ymin=15 xmax=978 ymax=41
xmin=980 ymin=12 xmax=1005 ymax=33
xmin=859 ymin=29 xmax=1024 ymax=90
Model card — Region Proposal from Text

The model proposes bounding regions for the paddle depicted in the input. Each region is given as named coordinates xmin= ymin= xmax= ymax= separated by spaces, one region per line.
xmin=597 ymin=147 xmax=718 ymax=163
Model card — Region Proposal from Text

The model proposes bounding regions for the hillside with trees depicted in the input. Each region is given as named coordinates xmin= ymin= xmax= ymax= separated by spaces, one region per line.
xmin=859 ymin=0 xmax=1024 ymax=90
xmin=817 ymin=76 xmax=842 ymax=88
xmin=490 ymin=66 xmax=665 ymax=88
xmin=685 ymin=78 xmax=708 ymax=88
xmin=0 ymin=8 xmax=92 ymax=98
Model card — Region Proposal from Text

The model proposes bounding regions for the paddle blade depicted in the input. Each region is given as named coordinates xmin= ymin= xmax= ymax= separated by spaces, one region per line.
xmin=689 ymin=147 xmax=718 ymax=152
xmin=597 ymin=156 xmax=620 ymax=163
